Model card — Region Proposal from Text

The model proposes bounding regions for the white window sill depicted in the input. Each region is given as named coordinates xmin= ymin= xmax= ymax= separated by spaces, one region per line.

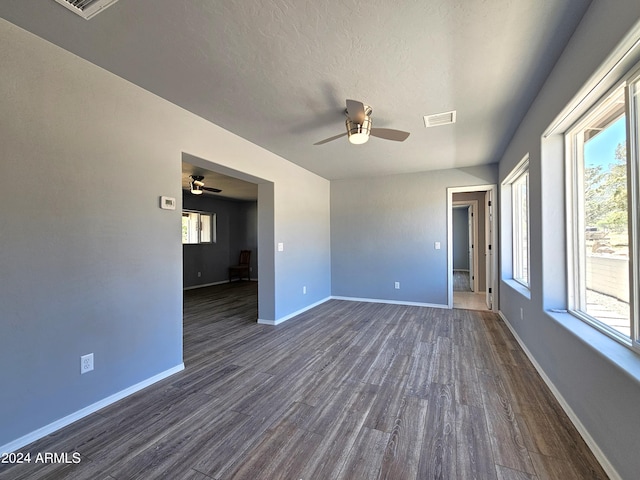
xmin=503 ymin=278 xmax=531 ymax=300
xmin=546 ymin=309 xmax=640 ymax=384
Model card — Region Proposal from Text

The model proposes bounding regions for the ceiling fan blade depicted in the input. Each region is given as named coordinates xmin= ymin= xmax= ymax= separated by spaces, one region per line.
xmin=346 ymin=99 xmax=366 ymax=124
xmin=370 ymin=128 xmax=410 ymax=142
xmin=313 ymin=132 xmax=348 ymax=145
xmin=202 ymin=186 xmax=222 ymax=193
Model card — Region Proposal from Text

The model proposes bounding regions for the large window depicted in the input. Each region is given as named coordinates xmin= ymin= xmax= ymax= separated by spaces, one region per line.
xmin=503 ymin=156 xmax=530 ymax=289
xmin=182 ymin=211 xmax=216 ymax=244
xmin=566 ymin=75 xmax=640 ymax=349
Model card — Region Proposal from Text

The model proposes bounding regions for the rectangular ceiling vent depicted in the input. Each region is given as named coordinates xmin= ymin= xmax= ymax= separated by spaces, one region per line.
xmin=424 ymin=110 xmax=457 ymax=128
xmin=53 ymin=0 xmax=120 ymax=20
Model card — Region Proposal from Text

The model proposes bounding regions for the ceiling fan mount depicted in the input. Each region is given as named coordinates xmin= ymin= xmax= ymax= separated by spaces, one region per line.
xmin=189 ymin=175 xmax=222 ymax=195
xmin=314 ymin=99 xmax=410 ymax=146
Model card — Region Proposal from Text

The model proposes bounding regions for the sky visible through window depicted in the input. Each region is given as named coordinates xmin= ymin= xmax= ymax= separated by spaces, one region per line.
xmin=584 ymin=116 xmax=625 ymax=168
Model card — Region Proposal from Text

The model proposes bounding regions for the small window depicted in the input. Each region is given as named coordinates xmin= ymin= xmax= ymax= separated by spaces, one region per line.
xmin=503 ymin=155 xmax=530 ymax=289
xmin=182 ymin=211 xmax=215 ymax=244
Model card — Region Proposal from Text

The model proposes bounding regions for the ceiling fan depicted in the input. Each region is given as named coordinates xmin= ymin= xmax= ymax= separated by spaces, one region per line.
xmin=189 ymin=175 xmax=222 ymax=195
xmin=314 ymin=99 xmax=410 ymax=145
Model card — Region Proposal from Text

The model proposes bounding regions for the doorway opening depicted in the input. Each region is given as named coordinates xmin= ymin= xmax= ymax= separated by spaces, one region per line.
xmin=180 ymin=152 xmax=275 ymax=327
xmin=447 ymin=185 xmax=497 ymax=311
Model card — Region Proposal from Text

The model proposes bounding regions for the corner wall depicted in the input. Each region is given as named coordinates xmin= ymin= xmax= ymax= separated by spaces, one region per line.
xmin=331 ymin=165 xmax=497 ymax=305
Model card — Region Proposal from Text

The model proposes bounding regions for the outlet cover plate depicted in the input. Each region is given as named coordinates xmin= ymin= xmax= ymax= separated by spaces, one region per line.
xmin=81 ymin=353 xmax=94 ymax=374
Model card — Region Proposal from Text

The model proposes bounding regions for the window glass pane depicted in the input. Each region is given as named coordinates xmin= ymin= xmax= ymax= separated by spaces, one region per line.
xmin=200 ymin=214 xmax=212 ymax=243
xmin=512 ymin=172 xmax=529 ymax=286
xmin=182 ymin=212 xmax=199 ymax=244
xmin=574 ymin=88 xmax=630 ymax=337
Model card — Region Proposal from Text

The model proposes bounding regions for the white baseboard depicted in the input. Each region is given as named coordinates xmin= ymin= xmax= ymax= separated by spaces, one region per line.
xmin=258 ymin=296 xmax=331 ymax=325
xmin=0 ymin=363 xmax=184 ymax=454
xmin=183 ymin=278 xmax=258 ymax=290
xmin=183 ymin=280 xmax=228 ymax=290
xmin=497 ymin=311 xmax=621 ymax=480
xmin=331 ymin=295 xmax=448 ymax=309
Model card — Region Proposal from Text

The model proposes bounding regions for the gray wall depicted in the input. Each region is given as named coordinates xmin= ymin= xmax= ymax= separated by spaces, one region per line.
xmin=452 ymin=207 xmax=470 ymax=270
xmin=182 ymin=191 xmax=258 ymax=288
xmin=0 ymin=19 xmax=330 ymax=450
xmin=331 ymin=165 xmax=497 ymax=305
xmin=497 ymin=3 xmax=640 ymax=479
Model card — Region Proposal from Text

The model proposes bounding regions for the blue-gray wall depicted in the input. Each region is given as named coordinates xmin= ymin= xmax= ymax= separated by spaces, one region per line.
xmin=452 ymin=207 xmax=469 ymax=270
xmin=182 ymin=191 xmax=258 ymax=288
xmin=0 ymin=19 xmax=330 ymax=451
xmin=497 ymin=3 xmax=640 ymax=479
xmin=331 ymin=165 xmax=497 ymax=306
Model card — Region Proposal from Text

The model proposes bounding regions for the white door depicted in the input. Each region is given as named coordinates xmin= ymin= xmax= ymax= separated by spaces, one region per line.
xmin=485 ymin=190 xmax=494 ymax=310
xmin=468 ymin=205 xmax=474 ymax=291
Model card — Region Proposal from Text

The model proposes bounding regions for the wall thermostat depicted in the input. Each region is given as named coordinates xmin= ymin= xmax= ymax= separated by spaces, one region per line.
xmin=160 ymin=196 xmax=176 ymax=210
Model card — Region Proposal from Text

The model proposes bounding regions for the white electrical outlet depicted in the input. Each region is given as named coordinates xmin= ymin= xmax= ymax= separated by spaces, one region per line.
xmin=435 ymin=242 xmax=441 ymax=250
xmin=81 ymin=353 xmax=94 ymax=374
xmin=197 ymin=271 xmax=201 ymax=277
xmin=303 ymin=286 xmax=307 ymax=294
xmin=394 ymin=282 xmax=400 ymax=289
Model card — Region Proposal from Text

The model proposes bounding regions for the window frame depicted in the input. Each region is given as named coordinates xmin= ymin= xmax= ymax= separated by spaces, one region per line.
xmin=565 ymin=71 xmax=640 ymax=352
xmin=182 ymin=210 xmax=216 ymax=245
xmin=502 ymin=154 xmax=531 ymax=291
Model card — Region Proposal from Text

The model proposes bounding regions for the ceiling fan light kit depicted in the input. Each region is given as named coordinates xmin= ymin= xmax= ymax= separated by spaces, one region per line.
xmin=189 ymin=175 xmax=222 ymax=195
xmin=346 ymin=113 xmax=372 ymax=144
xmin=315 ymin=99 xmax=410 ymax=146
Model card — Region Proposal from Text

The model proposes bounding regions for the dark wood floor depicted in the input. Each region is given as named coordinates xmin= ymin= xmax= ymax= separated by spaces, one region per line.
xmin=1 ymin=281 xmax=607 ymax=479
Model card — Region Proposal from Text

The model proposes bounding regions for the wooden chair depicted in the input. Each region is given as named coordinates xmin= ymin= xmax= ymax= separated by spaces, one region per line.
xmin=229 ymin=250 xmax=251 ymax=282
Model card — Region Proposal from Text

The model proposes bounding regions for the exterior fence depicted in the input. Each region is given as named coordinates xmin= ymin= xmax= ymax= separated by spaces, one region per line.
xmin=586 ymin=255 xmax=629 ymax=303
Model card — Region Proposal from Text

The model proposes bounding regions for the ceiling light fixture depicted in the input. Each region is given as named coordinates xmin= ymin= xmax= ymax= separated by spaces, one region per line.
xmin=346 ymin=107 xmax=372 ymax=145
xmin=189 ymin=176 xmax=204 ymax=194
xmin=190 ymin=182 xmax=203 ymax=194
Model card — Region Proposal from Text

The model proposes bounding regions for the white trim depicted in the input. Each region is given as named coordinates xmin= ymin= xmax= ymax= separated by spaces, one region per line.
xmin=183 ymin=280 xmax=229 ymax=290
xmin=453 ymin=200 xmax=479 ymax=292
xmin=0 ymin=363 xmax=184 ymax=454
xmin=448 ymin=185 xmax=498 ymax=311
xmin=498 ymin=311 xmax=622 ymax=480
xmin=502 ymin=154 xmax=531 ymax=290
xmin=257 ymin=296 xmax=332 ymax=325
xmin=183 ymin=278 xmax=259 ymax=291
xmin=258 ymin=296 xmax=450 ymax=326
xmin=330 ymin=296 xmax=448 ymax=309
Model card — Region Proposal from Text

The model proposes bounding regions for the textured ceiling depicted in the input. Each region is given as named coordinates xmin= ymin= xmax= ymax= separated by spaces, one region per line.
xmin=1 ymin=0 xmax=592 ymax=181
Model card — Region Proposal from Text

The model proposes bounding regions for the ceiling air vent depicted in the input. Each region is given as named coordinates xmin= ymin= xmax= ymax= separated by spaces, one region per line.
xmin=423 ymin=110 xmax=457 ymax=128
xmin=53 ymin=0 xmax=120 ymax=20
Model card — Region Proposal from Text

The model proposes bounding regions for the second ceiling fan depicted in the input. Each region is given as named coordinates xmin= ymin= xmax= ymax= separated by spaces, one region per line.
xmin=314 ymin=99 xmax=410 ymax=146
xmin=189 ymin=175 xmax=222 ymax=195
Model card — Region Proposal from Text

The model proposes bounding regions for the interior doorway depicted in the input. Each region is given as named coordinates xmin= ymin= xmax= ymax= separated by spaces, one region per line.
xmin=447 ymin=185 xmax=497 ymax=311
xmin=452 ymin=200 xmax=478 ymax=292
xmin=180 ymin=152 xmax=275 ymax=323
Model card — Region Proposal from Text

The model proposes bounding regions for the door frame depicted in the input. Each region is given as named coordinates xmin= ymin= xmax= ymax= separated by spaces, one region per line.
xmin=447 ymin=185 xmax=498 ymax=311
xmin=452 ymin=200 xmax=479 ymax=292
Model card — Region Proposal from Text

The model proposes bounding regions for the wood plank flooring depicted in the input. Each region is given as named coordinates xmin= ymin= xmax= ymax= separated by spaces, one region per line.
xmin=0 ymin=281 xmax=608 ymax=479
xmin=453 ymin=271 xmax=472 ymax=292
